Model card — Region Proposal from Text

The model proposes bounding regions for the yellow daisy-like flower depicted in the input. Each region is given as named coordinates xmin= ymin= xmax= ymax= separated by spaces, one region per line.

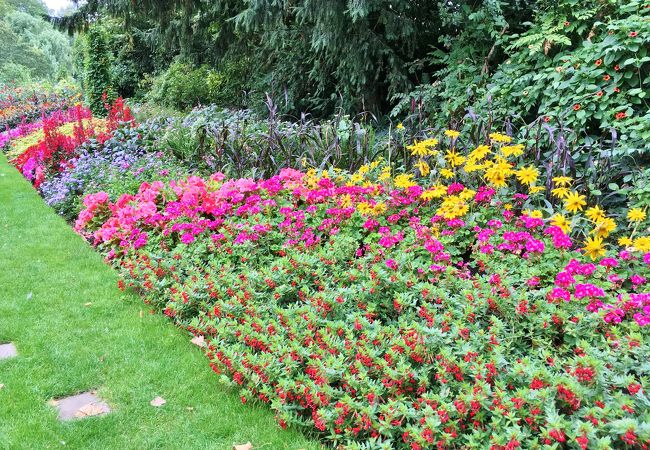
xmin=357 ymin=202 xmax=373 ymax=215
xmin=463 ymin=162 xmax=485 ymax=173
xmin=459 ymin=188 xmax=476 ymax=200
xmin=394 ymin=173 xmax=416 ymax=189
xmin=551 ymin=187 xmax=570 ymax=199
xmin=396 ymin=122 xmax=404 ymax=130
xmin=514 ymin=165 xmax=539 ymax=185
xmin=483 ymin=159 xmax=513 ymax=188
xmin=349 ymin=173 xmax=363 ymax=184
xmin=340 ymin=194 xmax=352 ymax=208
xmin=372 ymin=202 xmax=387 ymax=215
xmin=583 ymin=236 xmax=606 ymax=260
xmin=627 ymin=208 xmax=647 ymax=222
xmin=591 ymin=217 xmax=616 ymax=239
xmin=421 ymin=184 xmax=447 ymax=201
xmin=378 ymin=166 xmax=391 ymax=182
xmin=529 ymin=185 xmax=545 ymax=194
xmin=564 ymin=191 xmax=587 ymax=213
xmin=440 ymin=168 xmax=454 ymax=179
xmin=618 ymin=237 xmax=633 ymax=247
xmin=524 ymin=209 xmax=543 ymax=219
xmin=407 ymin=142 xmax=429 ymax=157
xmin=444 ymin=129 xmax=460 ymax=139
xmin=552 ymin=176 xmax=573 ymax=187
xmin=551 ymin=214 xmax=572 ymax=233
xmin=444 ymin=150 xmax=466 ymax=167
xmin=437 ymin=196 xmax=469 ymax=219
xmin=585 ymin=206 xmax=606 ymax=222
xmin=633 ymin=236 xmax=650 ymax=252
xmin=469 ymin=145 xmax=490 ymax=161
xmin=501 ymin=144 xmax=525 ymax=158
xmin=489 ymin=132 xmax=512 ymax=143
xmin=415 ymin=160 xmax=431 ymax=177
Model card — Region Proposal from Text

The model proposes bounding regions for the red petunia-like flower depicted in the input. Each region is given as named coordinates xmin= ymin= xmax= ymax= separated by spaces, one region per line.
xmin=629 ymin=31 xmax=638 ymax=37
xmin=595 ymin=59 xmax=602 ymax=66
xmin=603 ymin=74 xmax=611 ymax=81
xmin=573 ymin=104 xmax=581 ymax=111
xmin=615 ymin=112 xmax=627 ymax=120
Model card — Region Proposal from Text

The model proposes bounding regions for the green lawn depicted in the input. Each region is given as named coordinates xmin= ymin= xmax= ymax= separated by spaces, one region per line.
xmin=0 ymin=154 xmax=319 ymax=450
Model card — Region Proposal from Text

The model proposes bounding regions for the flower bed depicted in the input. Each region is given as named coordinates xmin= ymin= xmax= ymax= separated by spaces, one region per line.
xmin=2 ymin=95 xmax=649 ymax=448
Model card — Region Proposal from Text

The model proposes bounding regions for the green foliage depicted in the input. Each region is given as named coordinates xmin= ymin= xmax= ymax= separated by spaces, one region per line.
xmin=0 ymin=6 xmax=73 ymax=83
xmin=84 ymin=25 xmax=113 ymax=116
xmin=147 ymin=61 xmax=249 ymax=111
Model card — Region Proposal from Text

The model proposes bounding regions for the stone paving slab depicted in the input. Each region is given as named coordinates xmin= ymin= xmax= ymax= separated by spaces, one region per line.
xmin=50 ymin=391 xmax=111 ymax=421
xmin=0 ymin=343 xmax=17 ymax=359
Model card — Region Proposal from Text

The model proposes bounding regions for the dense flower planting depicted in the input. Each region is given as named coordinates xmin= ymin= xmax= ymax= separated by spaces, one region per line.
xmin=0 ymin=83 xmax=80 ymax=130
xmin=2 ymin=92 xmax=649 ymax=448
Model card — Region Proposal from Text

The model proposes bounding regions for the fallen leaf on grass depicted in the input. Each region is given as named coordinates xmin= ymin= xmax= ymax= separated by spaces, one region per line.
xmin=233 ymin=443 xmax=253 ymax=450
xmin=0 ymin=384 xmax=4 ymax=390
xmin=191 ymin=335 xmax=206 ymax=347
xmin=150 ymin=396 xmax=166 ymax=407
xmin=26 ymin=292 xmax=32 ymax=300
xmin=84 ymin=302 xmax=92 ymax=307
xmin=139 ymin=310 xmax=144 ymax=318
xmin=74 ymin=403 xmax=108 ymax=418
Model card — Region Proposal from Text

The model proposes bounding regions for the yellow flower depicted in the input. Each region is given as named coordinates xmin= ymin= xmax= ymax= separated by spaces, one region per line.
xmin=421 ymin=185 xmax=447 ymax=201
xmin=564 ymin=191 xmax=587 ymax=213
xmin=483 ymin=159 xmax=513 ymax=188
xmin=583 ymin=236 xmax=606 ymax=260
xmin=349 ymin=173 xmax=363 ymax=184
xmin=634 ymin=237 xmax=650 ymax=252
xmin=372 ymin=202 xmax=387 ymax=215
xmin=357 ymin=202 xmax=372 ymax=215
xmin=415 ymin=160 xmax=430 ymax=177
xmin=515 ymin=165 xmax=539 ymax=185
xmin=551 ymin=214 xmax=572 ymax=233
xmin=463 ymin=162 xmax=485 ymax=173
xmin=394 ymin=173 xmax=416 ymax=189
xmin=501 ymin=144 xmax=525 ymax=158
xmin=396 ymin=122 xmax=404 ymax=130
xmin=444 ymin=129 xmax=460 ymax=139
xmin=489 ymin=132 xmax=512 ymax=143
xmin=459 ymin=188 xmax=476 ymax=200
xmin=591 ymin=217 xmax=616 ymax=239
xmin=444 ymin=150 xmax=466 ymax=167
xmin=585 ymin=206 xmax=606 ymax=222
xmin=378 ymin=166 xmax=391 ymax=182
xmin=340 ymin=194 xmax=353 ymax=208
xmin=437 ymin=195 xmax=469 ymax=219
xmin=524 ymin=209 xmax=543 ymax=219
xmin=551 ymin=187 xmax=570 ymax=199
xmin=407 ymin=142 xmax=429 ymax=157
xmin=529 ymin=185 xmax=545 ymax=194
xmin=618 ymin=237 xmax=633 ymax=247
xmin=357 ymin=165 xmax=369 ymax=175
xmin=627 ymin=208 xmax=647 ymax=222
xmin=440 ymin=168 xmax=454 ymax=179
xmin=469 ymin=145 xmax=490 ymax=161
xmin=552 ymin=176 xmax=573 ymax=187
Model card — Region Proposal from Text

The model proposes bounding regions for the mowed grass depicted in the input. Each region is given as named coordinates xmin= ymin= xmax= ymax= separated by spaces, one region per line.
xmin=0 ymin=154 xmax=320 ymax=450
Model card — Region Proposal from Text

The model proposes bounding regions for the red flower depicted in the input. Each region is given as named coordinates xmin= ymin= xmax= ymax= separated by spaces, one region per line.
xmin=603 ymin=74 xmax=611 ymax=81
xmin=596 ymin=91 xmax=603 ymax=97
xmin=629 ymin=31 xmax=638 ymax=37
xmin=573 ymin=104 xmax=581 ymax=111
xmin=615 ymin=112 xmax=627 ymax=120
xmin=595 ymin=59 xmax=602 ymax=66
xmin=614 ymin=64 xmax=620 ymax=71
xmin=564 ymin=21 xmax=570 ymax=26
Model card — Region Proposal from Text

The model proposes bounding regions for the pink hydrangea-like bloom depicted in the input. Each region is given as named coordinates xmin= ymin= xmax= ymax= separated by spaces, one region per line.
xmin=599 ymin=258 xmax=619 ymax=268
xmin=550 ymin=287 xmax=571 ymax=302
xmin=385 ymin=259 xmax=398 ymax=270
